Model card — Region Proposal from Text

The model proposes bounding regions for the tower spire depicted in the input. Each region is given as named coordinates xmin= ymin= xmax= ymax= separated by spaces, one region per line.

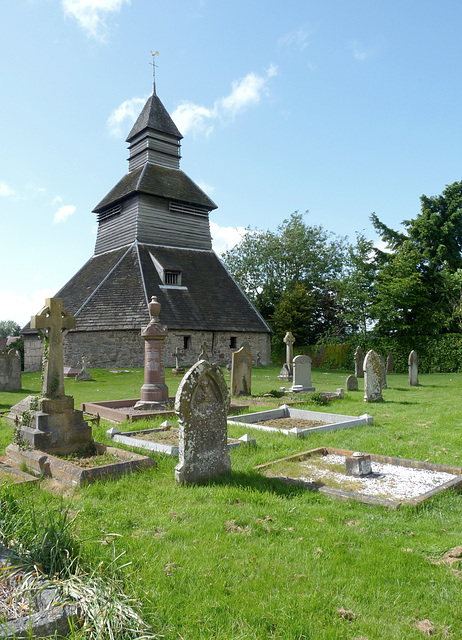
xmin=150 ymin=50 xmax=159 ymax=95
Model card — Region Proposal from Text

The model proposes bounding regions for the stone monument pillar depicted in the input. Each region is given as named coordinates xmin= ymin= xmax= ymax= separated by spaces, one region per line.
xmin=135 ymin=296 xmax=169 ymax=410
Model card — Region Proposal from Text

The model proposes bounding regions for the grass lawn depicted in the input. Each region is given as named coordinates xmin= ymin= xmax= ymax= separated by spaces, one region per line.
xmin=1 ymin=365 xmax=462 ymax=639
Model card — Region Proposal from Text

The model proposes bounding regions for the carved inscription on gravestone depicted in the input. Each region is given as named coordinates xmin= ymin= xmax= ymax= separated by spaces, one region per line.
xmin=175 ymin=360 xmax=231 ymax=484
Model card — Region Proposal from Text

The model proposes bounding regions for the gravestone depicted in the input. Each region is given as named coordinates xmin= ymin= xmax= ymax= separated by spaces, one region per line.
xmin=171 ymin=347 xmax=185 ymax=375
xmin=255 ymin=352 xmax=262 ymax=368
xmin=231 ymin=347 xmax=252 ymax=396
xmin=175 ymin=359 xmax=231 ymax=484
xmin=197 ymin=341 xmax=209 ymax=362
xmin=278 ymin=331 xmax=295 ymax=380
xmin=11 ymin=298 xmax=92 ymax=454
xmin=290 ymin=355 xmax=315 ymax=393
xmin=379 ymin=354 xmax=387 ymax=389
xmin=354 ymin=346 xmax=365 ymax=378
xmin=0 ymin=349 xmax=21 ymax=391
xmin=75 ymin=357 xmax=93 ymax=381
xmin=386 ymin=352 xmax=394 ymax=374
xmin=409 ymin=350 xmax=419 ymax=386
xmin=363 ymin=349 xmax=383 ymax=402
xmin=345 ymin=374 xmax=358 ymax=391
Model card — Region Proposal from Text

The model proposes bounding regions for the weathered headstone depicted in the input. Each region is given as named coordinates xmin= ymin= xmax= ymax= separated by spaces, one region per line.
xmin=76 ymin=356 xmax=93 ymax=381
xmin=363 ymin=349 xmax=383 ymax=402
xmin=379 ymin=354 xmax=387 ymax=389
xmin=197 ymin=341 xmax=209 ymax=362
xmin=175 ymin=359 xmax=231 ymax=484
xmin=0 ymin=349 xmax=21 ymax=391
xmin=135 ymin=296 xmax=168 ymax=410
xmin=231 ymin=347 xmax=252 ymax=396
xmin=171 ymin=347 xmax=185 ymax=375
xmin=278 ymin=331 xmax=295 ymax=380
xmin=345 ymin=374 xmax=358 ymax=391
xmin=386 ymin=352 xmax=394 ymax=374
xmin=290 ymin=355 xmax=315 ymax=393
xmin=354 ymin=346 xmax=365 ymax=378
xmin=10 ymin=298 xmax=92 ymax=454
xmin=409 ymin=350 xmax=419 ymax=386
xmin=255 ymin=352 xmax=262 ymax=368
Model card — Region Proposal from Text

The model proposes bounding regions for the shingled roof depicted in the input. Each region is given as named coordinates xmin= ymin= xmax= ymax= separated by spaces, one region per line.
xmin=93 ymin=164 xmax=217 ymax=213
xmin=23 ymin=243 xmax=270 ymax=334
xmin=126 ymin=93 xmax=183 ymax=142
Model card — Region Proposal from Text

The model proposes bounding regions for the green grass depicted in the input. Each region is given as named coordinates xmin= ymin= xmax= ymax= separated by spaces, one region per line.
xmin=2 ymin=365 xmax=462 ymax=638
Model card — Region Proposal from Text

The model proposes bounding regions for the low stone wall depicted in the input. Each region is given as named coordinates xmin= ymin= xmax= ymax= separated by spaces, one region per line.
xmin=24 ymin=329 xmax=271 ymax=371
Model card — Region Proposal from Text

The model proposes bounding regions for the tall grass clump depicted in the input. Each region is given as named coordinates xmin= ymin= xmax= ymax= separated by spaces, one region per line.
xmin=0 ymin=485 xmax=157 ymax=640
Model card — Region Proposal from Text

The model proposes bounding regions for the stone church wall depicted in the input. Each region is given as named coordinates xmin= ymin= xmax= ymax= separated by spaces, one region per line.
xmin=24 ymin=330 xmax=271 ymax=372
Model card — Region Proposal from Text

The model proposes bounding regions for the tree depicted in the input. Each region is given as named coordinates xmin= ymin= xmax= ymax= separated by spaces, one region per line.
xmin=221 ymin=212 xmax=347 ymax=346
xmin=336 ymin=233 xmax=377 ymax=338
xmin=0 ymin=320 xmax=21 ymax=339
xmin=371 ymin=180 xmax=462 ymax=336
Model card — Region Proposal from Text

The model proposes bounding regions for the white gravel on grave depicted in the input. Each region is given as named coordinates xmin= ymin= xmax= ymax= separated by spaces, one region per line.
xmin=298 ymin=454 xmax=458 ymax=500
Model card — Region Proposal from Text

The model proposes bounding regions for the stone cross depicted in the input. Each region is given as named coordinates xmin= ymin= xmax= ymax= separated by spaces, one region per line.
xmin=197 ymin=341 xmax=209 ymax=362
xmin=283 ymin=332 xmax=295 ymax=367
xmin=30 ymin=298 xmax=75 ymax=398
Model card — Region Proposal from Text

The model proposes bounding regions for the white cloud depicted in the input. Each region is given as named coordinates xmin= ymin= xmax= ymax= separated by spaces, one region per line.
xmin=53 ymin=205 xmax=76 ymax=223
xmin=0 ymin=182 xmax=16 ymax=198
xmin=210 ymin=221 xmax=248 ymax=255
xmin=350 ymin=40 xmax=379 ymax=62
xmin=107 ymin=97 xmax=146 ymax=137
xmin=278 ymin=28 xmax=310 ymax=52
xmin=0 ymin=288 xmax=58 ymax=328
xmin=196 ymin=181 xmax=215 ymax=195
xmin=171 ymin=66 xmax=277 ymax=137
xmin=62 ymin=0 xmax=130 ymax=41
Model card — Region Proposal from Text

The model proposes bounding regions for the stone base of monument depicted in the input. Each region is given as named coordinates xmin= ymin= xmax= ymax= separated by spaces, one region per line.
xmin=15 ymin=397 xmax=93 ymax=456
xmin=106 ymin=425 xmax=255 ymax=456
xmin=6 ymin=442 xmax=156 ymax=488
xmin=289 ymin=384 xmax=316 ymax=393
xmin=228 ymin=405 xmax=373 ymax=437
xmin=255 ymin=447 xmax=462 ymax=508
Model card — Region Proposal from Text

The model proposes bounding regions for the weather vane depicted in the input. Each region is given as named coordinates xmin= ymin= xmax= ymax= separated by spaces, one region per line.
xmin=151 ymin=50 xmax=159 ymax=94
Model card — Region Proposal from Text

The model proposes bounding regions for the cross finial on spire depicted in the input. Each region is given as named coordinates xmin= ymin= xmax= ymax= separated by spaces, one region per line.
xmin=150 ymin=50 xmax=159 ymax=95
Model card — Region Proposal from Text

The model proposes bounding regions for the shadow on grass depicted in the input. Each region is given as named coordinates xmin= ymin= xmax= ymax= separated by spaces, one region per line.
xmin=203 ymin=469 xmax=326 ymax=501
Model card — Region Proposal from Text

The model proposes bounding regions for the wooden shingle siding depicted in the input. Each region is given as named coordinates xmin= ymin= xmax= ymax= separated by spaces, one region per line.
xmin=94 ymin=197 xmax=138 ymax=255
xmin=137 ymin=196 xmax=212 ymax=250
xmin=128 ymin=133 xmax=180 ymax=171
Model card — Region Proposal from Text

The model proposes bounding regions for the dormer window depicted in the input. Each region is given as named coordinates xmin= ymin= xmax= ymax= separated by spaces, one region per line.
xmin=164 ymin=270 xmax=181 ymax=285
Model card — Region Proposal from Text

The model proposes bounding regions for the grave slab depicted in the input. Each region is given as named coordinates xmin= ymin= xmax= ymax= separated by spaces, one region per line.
xmin=255 ymin=447 xmax=462 ymax=508
xmin=228 ymin=404 xmax=373 ymax=437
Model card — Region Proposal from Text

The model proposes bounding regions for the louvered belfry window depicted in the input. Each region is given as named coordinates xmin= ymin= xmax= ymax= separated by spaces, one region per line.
xmin=164 ymin=270 xmax=181 ymax=285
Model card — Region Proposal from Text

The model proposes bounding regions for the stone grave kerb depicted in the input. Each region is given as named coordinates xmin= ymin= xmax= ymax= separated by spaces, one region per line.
xmin=136 ymin=296 xmax=169 ymax=408
xmin=31 ymin=298 xmax=75 ymax=399
xmin=175 ymin=359 xmax=231 ymax=484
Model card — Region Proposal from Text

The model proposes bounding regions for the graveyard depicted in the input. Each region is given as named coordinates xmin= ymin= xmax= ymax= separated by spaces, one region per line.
xmin=1 ymin=362 xmax=462 ymax=639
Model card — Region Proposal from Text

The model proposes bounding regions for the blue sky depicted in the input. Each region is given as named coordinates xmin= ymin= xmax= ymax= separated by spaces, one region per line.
xmin=1 ymin=0 xmax=462 ymax=326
